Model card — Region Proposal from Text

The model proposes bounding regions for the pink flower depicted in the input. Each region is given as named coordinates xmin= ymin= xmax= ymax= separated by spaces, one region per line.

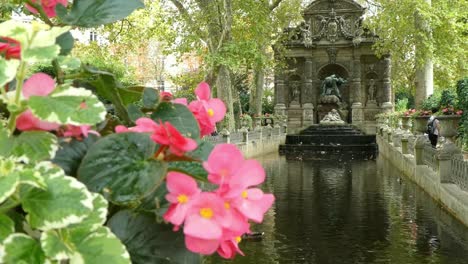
xmin=224 ymin=159 xmax=275 ymax=223
xmin=456 ymin=110 xmax=463 ymax=116
xmin=173 ymin=98 xmax=188 ymax=105
xmin=164 ymin=172 xmax=201 ymax=229
xmin=217 ymin=236 xmax=244 ymax=259
xmin=184 ymin=193 xmax=229 ymax=255
xmin=16 ymin=109 xmax=60 ymax=131
xmin=188 ymin=82 xmax=226 ymax=136
xmin=189 ymin=101 xmax=215 ymax=136
xmin=114 ymin=118 xmax=159 ymax=133
xmin=22 ymin=73 xmax=56 ymax=99
xmin=26 ymin=0 xmax=68 ymax=18
xmin=0 ymin=37 xmax=21 ymax=60
xmin=203 ymin=144 xmax=244 ymax=186
xmin=160 ymin=91 xmax=173 ymax=102
xmin=61 ymin=125 xmax=100 ymax=139
xmin=152 ymin=121 xmax=197 ymax=156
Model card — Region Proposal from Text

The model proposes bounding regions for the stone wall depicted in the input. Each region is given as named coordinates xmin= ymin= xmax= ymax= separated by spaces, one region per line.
xmin=377 ymin=129 xmax=468 ymax=226
xmin=203 ymin=127 xmax=286 ymax=158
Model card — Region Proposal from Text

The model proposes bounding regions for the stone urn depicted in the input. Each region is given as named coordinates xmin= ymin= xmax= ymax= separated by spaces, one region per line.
xmin=437 ymin=115 xmax=462 ymax=142
xmin=401 ymin=116 xmax=412 ymax=133
xmin=414 ymin=116 xmax=430 ymax=134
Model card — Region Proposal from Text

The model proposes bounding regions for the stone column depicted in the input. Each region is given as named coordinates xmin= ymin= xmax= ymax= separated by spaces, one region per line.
xmin=274 ymin=74 xmax=286 ymax=116
xmin=351 ymin=55 xmax=363 ymax=123
xmin=381 ymin=55 xmax=393 ymax=111
xmin=303 ymin=57 xmax=314 ymax=125
xmin=414 ymin=0 xmax=434 ymax=107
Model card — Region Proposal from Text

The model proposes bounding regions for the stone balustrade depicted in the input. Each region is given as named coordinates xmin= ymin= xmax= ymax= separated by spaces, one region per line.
xmin=376 ymin=116 xmax=468 ymax=226
xmin=203 ymin=127 xmax=286 ymax=158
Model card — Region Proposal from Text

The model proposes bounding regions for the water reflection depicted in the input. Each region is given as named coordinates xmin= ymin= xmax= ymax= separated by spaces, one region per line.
xmin=205 ymin=154 xmax=468 ymax=264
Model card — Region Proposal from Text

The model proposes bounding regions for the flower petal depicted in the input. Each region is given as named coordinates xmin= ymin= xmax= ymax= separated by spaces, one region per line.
xmin=185 ymin=235 xmax=219 ymax=255
xmin=195 ymin=82 xmax=211 ymax=100
xmin=166 ymin=171 xmax=200 ymax=196
xmin=207 ymin=99 xmax=226 ymax=123
xmin=22 ymin=73 xmax=55 ymax=99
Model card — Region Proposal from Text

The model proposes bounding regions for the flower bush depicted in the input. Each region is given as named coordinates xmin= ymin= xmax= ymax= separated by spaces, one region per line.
xmin=0 ymin=0 xmax=274 ymax=263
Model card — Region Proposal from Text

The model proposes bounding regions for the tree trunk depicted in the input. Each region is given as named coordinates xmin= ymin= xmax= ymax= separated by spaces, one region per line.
xmin=251 ymin=68 xmax=265 ymax=116
xmin=216 ymin=65 xmax=235 ymax=131
xmin=414 ymin=0 xmax=433 ymax=108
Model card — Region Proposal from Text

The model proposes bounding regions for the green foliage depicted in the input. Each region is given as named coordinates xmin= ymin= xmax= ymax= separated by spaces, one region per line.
xmin=151 ymin=102 xmax=201 ymax=139
xmin=366 ymin=0 xmax=468 ymax=90
xmin=395 ymin=90 xmax=415 ymax=109
xmin=420 ymin=94 xmax=441 ymax=111
xmin=78 ymin=133 xmax=166 ymax=206
xmin=395 ymin=98 xmax=409 ymax=112
xmin=439 ymin=89 xmax=457 ymax=108
xmin=108 ymin=210 xmax=201 ymax=264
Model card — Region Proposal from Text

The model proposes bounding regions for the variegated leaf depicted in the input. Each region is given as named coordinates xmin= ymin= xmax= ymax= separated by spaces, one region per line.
xmin=0 ymin=233 xmax=46 ymax=264
xmin=28 ymin=86 xmax=106 ymax=126
xmin=21 ymin=163 xmax=94 ymax=230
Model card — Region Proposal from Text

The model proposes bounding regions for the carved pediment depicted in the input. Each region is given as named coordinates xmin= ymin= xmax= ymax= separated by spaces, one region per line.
xmin=304 ymin=0 xmax=364 ymax=15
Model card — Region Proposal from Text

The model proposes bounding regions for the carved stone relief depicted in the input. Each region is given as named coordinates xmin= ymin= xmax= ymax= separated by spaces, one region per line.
xmin=327 ymin=47 xmax=338 ymax=63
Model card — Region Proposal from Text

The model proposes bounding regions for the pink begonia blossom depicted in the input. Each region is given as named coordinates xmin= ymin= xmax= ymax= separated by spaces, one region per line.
xmin=188 ymin=82 xmax=226 ymax=136
xmin=26 ymin=0 xmax=68 ymax=18
xmin=22 ymin=73 xmax=56 ymax=99
xmin=61 ymin=125 xmax=100 ymax=138
xmin=115 ymin=118 xmax=159 ymax=133
xmin=194 ymin=82 xmax=226 ymax=123
xmin=217 ymin=236 xmax=244 ymax=259
xmin=151 ymin=121 xmax=197 ymax=156
xmin=226 ymin=159 xmax=274 ymax=223
xmin=203 ymin=144 xmax=244 ymax=186
xmin=164 ymin=172 xmax=201 ymax=229
xmin=160 ymin=91 xmax=173 ymax=102
xmin=16 ymin=109 xmax=60 ymax=131
xmin=188 ymin=101 xmax=215 ymax=136
xmin=173 ymin=98 xmax=188 ymax=105
xmin=183 ymin=192 xmax=230 ymax=255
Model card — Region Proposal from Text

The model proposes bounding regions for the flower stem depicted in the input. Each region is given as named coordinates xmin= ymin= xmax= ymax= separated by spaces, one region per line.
xmin=7 ymin=61 xmax=28 ymax=133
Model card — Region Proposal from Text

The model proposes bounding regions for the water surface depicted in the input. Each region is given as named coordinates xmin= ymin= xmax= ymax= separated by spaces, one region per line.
xmin=206 ymin=154 xmax=468 ymax=264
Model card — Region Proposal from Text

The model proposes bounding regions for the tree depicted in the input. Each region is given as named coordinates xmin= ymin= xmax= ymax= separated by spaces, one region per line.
xmin=165 ymin=0 xmax=303 ymax=130
xmin=364 ymin=0 xmax=467 ymax=107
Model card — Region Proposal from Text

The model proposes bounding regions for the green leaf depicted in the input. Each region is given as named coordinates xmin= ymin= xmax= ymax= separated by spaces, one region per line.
xmin=70 ymin=227 xmax=130 ymax=264
xmin=0 ymin=59 xmax=19 ymax=88
xmin=127 ymin=104 xmax=145 ymax=123
xmin=0 ymin=159 xmax=19 ymax=204
xmin=107 ymin=210 xmax=201 ymax=264
xmin=40 ymin=196 xmax=124 ymax=264
xmin=168 ymin=162 xmax=208 ymax=182
xmin=28 ymin=86 xmax=106 ymax=125
xmin=135 ymin=183 xmax=168 ymax=214
xmin=17 ymin=167 xmax=46 ymax=190
xmin=143 ymin=88 xmax=159 ymax=109
xmin=0 ymin=233 xmax=46 ymax=264
xmin=57 ymin=0 xmax=145 ymax=28
xmin=0 ymin=128 xmax=13 ymax=158
xmin=56 ymin=31 xmax=74 ymax=56
xmin=52 ymin=134 xmax=99 ymax=177
xmin=78 ymin=133 xmax=166 ymax=206
xmin=21 ymin=163 xmax=94 ymax=230
xmin=186 ymin=140 xmax=214 ymax=161
xmin=57 ymin=55 xmax=81 ymax=71
xmin=11 ymin=131 xmax=58 ymax=163
xmin=118 ymin=87 xmax=142 ymax=107
xmin=69 ymin=193 xmax=108 ymax=231
xmin=87 ymin=69 xmax=131 ymax=124
xmin=151 ymin=102 xmax=200 ymax=139
xmin=0 ymin=214 xmax=14 ymax=242
xmin=22 ymin=45 xmax=60 ymax=64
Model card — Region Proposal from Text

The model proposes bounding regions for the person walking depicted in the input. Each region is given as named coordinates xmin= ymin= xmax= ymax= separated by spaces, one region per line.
xmin=427 ymin=107 xmax=440 ymax=148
